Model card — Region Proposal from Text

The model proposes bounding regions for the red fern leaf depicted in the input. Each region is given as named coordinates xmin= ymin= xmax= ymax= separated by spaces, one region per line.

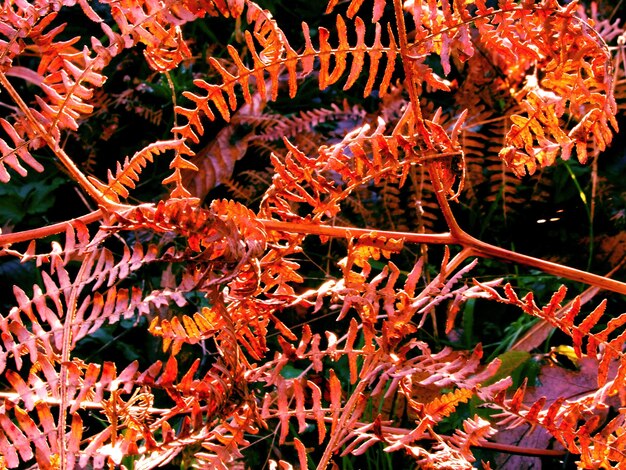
xmin=0 ymin=407 xmax=34 ymax=465
xmin=14 ymin=405 xmax=54 ymax=465
xmin=423 ymin=388 xmax=473 ymax=421
xmin=328 ymin=369 xmax=342 ymax=436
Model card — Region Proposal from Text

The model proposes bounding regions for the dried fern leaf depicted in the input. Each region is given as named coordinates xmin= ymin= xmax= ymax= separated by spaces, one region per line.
xmin=91 ymin=140 xmax=186 ymax=202
xmin=174 ymin=15 xmax=397 ymax=142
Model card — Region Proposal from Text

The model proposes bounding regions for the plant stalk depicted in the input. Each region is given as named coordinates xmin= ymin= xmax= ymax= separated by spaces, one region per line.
xmin=0 ymin=210 xmax=103 ymax=248
xmin=259 ymin=217 xmax=626 ymax=295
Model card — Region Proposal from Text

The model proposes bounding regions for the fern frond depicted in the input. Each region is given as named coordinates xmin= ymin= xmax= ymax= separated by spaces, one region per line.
xmin=0 ymin=402 xmax=54 ymax=468
xmin=90 ymin=139 xmax=185 ymax=202
xmin=492 ymin=379 xmax=626 ymax=469
xmin=265 ymin=375 xmax=332 ymax=446
xmin=398 ymin=343 xmax=505 ymax=395
xmin=254 ymin=101 xmax=366 ymax=142
xmin=0 ymin=355 xmax=140 ymax=469
xmin=134 ymin=402 xmax=259 ymax=470
xmin=29 ymin=15 xmax=117 ymax=138
xmin=37 ymin=47 xmax=105 ymax=133
xmin=402 ymin=0 xmax=617 ymax=175
xmin=73 ymin=286 xmax=187 ymax=343
xmin=81 ymin=242 xmax=158 ymax=291
xmin=423 ymin=388 xmax=473 ymax=421
xmin=110 ymin=199 xmax=267 ymax=277
xmin=260 ymin=116 xmax=410 ymax=225
xmin=448 ymin=415 xmax=498 ymax=456
xmin=490 ymin=2 xmax=616 ymax=174
xmin=102 ymin=0 xmax=220 ymax=72
xmin=0 ymin=211 xmax=91 ymax=267
xmin=160 ymin=142 xmax=198 ymax=199
xmin=0 ymin=6 xmax=124 ymax=188
xmin=3 ymin=273 xmax=164 ymax=375
xmin=407 ymin=415 xmax=497 ymax=468
xmin=174 ymin=15 xmax=397 ymax=142
xmin=0 ymin=401 xmax=83 ymax=469
xmin=1 ymin=258 xmax=70 ymax=373
xmin=478 ymin=282 xmax=626 ymax=391
xmin=460 ymin=109 xmax=552 ymax=220
xmin=181 ymin=86 xmax=269 ymax=200
xmin=576 ymin=2 xmax=623 ymax=45
xmin=148 ymin=307 xmax=225 ymax=355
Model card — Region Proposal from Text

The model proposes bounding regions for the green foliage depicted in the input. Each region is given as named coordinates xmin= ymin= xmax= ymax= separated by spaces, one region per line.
xmin=0 ymin=173 xmax=65 ymax=226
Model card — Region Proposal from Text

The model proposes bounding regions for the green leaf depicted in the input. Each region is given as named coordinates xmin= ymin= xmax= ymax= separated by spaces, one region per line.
xmin=280 ymin=364 xmax=305 ymax=379
xmin=481 ymin=350 xmax=532 ymax=387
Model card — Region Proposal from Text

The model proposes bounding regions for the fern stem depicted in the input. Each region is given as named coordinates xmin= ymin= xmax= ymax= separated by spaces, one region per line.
xmin=58 ymin=259 xmax=89 ymax=470
xmin=432 ymin=162 xmax=626 ymax=294
xmin=392 ymin=0 xmax=426 ymax=136
xmin=475 ymin=440 xmax=565 ymax=457
xmin=427 ymin=164 xmax=465 ymax=237
xmin=0 ymin=391 xmax=170 ymax=415
xmin=443 ymin=247 xmax=474 ymax=276
xmin=260 ymin=219 xmax=455 ymax=245
xmin=0 ymin=209 xmax=103 ymax=248
xmin=258 ymin=217 xmax=626 ymax=295
xmin=460 ymin=231 xmax=626 ymax=294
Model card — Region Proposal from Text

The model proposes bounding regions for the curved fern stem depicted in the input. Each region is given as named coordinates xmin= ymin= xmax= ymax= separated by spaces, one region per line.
xmin=0 ymin=210 xmax=103 ymax=248
xmin=463 ymin=232 xmax=626 ymax=294
xmin=428 ymin=164 xmax=626 ymax=295
xmin=262 ymin=217 xmax=626 ymax=295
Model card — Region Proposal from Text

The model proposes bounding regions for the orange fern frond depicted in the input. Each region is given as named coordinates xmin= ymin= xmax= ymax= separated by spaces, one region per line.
xmin=447 ymin=415 xmax=498 ymax=462
xmin=81 ymin=242 xmax=159 ymax=290
xmin=0 ymin=401 xmax=83 ymax=468
xmin=90 ymin=140 xmax=186 ymax=202
xmin=174 ymin=15 xmax=397 ymax=142
xmin=488 ymin=1 xmax=616 ymax=174
xmin=423 ymin=388 xmax=474 ymax=421
xmin=477 ymin=282 xmax=626 ymax=391
xmin=102 ymin=0 xmax=205 ymax=72
xmin=148 ymin=307 xmax=225 ymax=355
xmin=1 ymin=250 xmax=179 ymax=375
xmin=0 ymin=355 xmax=141 ymax=468
xmin=181 ymin=85 xmax=269 ymax=200
xmin=492 ymin=377 xmax=626 ymax=469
